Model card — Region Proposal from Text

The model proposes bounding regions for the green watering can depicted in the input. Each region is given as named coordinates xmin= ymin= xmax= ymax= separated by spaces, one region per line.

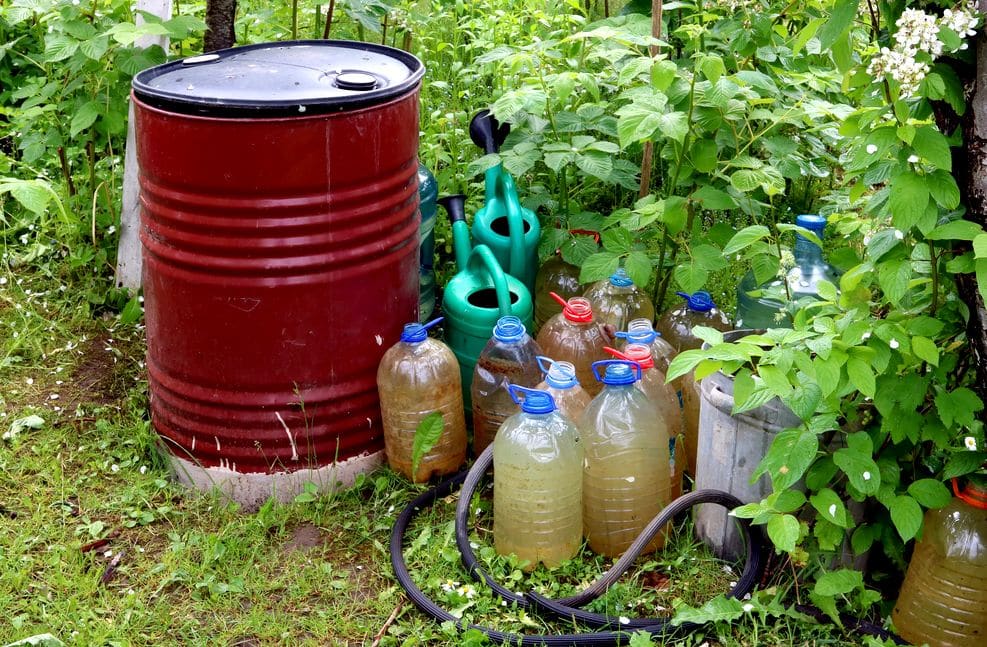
xmin=468 ymin=110 xmax=541 ymax=296
xmin=438 ymin=194 xmax=533 ymax=411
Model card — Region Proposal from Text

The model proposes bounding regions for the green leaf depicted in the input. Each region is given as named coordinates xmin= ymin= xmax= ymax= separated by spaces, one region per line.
xmin=79 ymin=36 xmax=109 ymax=61
xmin=70 ymin=101 xmax=101 ymax=138
xmin=119 ymin=296 xmax=143 ymax=325
xmin=666 ymin=349 xmax=709 ymax=383
xmin=466 ymin=153 xmax=502 ymax=178
xmin=691 ymin=186 xmax=737 ymax=210
xmin=44 ymin=33 xmax=79 ymax=62
xmin=814 ymin=568 xmax=863 ymax=596
xmin=561 ymin=235 xmax=599 ymax=266
xmin=616 ymin=97 xmax=666 ymax=148
xmin=908 ymin=479 xmax=953 ymax=509
xmin=730 ymin=169 xmax=763 ymax=193
xmin=889 ymin=495 xmax=924 ymax=541
xmin=624 ymin=251 xmax=653 ymax=289
xmin=889 ymin=171 xmax=930 ymax=233
xmin=942 ymin=451 xmax=987 ymax=479
xmin=491 ymin=88 xmax=547 ymax=122
xmin=1 ymin=179 xmax=52 ymax=216
xmin=911 ymin=336 xmax=939 ymax=366
xmin=911 ymin=126 xmax=953 ymax=171
xmin=673 ymin=262 xmax=708 ymax=293
xmin=754 ymin=428 xmax=818 ymax=491
xmin=410 ymin=412 xmax=445 ymax=483
xmin=671 ymin=594 xmax=744 ymax=626
xmin=663 ymin=196 xmax=689 ymax=235
xmin=833 ymin=446 xmax=881 ymax=495
xmin=7 ymin=414 xmax=46 ymax=438
xmin=810 ymin=488 xmax=850 ymax=528
xmin=723 ymin=225 xmax=771 ymax=255
xmin=926 ymin=219 xmax=984 ymax=241
xmin=767 ymin=513 xmax=800 ymax=553
xmin=976 ymin=234 xmax=987 ymax=258
xmin=656 ymin=112 xmax=689 ymax=143
xmin=877 ymin=258 xmax=911 ymax=306
xmin=691 ymin=139 xmax=718 ymax=174
xmin=846 ymin=357 xmax=875 ymax=397
xmin=579 ymin=252 xmax=621 ymax=283
xmin=817 ymin=0 xmax=861 ymax=50
xmin=575 ymin=150 xmax=613 ymax=181
xmin=784 ymin=382 xmax=822 ymax=421
xmin=601 ymin=228 xmax=634 ymax=255
xmin=935 ymin=387 xmax=984 ymax=429
xmin=700 ymin=55 xmax=726 ymax=83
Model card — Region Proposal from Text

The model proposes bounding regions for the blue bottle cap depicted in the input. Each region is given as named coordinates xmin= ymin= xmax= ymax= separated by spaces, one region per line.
xmin=609 ymin=267 xmax=634 ymax=287
xmin=795 ymin=214 xmax=827 ymax=233
xmin=400 ymin=317 xmax=443 ymax=343
xmin=537 ymin=356 xmax=579 ymax=389
xmin=509 ymin=385 xmax=556 ymax=414
xmin=676 ymin=291 xmax=715 ymax=313
xmin=493 ymin=316 xmax=527 ymax=343
xmin=592 ymin=360 xmax=642 ymax=385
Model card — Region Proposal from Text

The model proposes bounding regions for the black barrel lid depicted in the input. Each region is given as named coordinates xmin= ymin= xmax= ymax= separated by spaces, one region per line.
xmin=132 ymin=40 xmax=424 ymax=117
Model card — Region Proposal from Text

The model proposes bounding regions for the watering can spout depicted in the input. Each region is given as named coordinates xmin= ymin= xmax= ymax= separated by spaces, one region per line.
xmin=469 ymin=109 xmax=511 ymax=155
xmin=438 ymin=194 xmax=472 ymax=271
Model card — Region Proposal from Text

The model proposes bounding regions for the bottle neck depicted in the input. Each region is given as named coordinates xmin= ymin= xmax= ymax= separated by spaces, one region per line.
xmin=953 ymin=478 xmax=987 ymax=510
xmin=794 ymin=233 xmax=823 ymax=267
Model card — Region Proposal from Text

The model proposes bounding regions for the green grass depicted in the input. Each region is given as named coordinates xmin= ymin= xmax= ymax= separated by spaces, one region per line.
xmin=0 ymin=268 xmax=870 ymax=647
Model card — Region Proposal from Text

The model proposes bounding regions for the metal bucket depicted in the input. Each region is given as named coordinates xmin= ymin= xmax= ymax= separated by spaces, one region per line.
xmin=695 ymin=359 xmax=800 ymax=560
xmin=133 ymin=41 xmax=424 ymax=510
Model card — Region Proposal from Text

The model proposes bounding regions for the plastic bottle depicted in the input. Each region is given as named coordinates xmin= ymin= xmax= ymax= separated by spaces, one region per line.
xmin=377 ymin=317 xmax=467 ymax=482
xmin=893 ymin=479 xmax=987 ymax=647
xmin=583 ymin=267 xmax=656 ymax=332
xmin=582 ymin=360 xmax=670 ymax=557
xmin=494 ymin=386 xmax=583 ymax=570
xmin=655 ymin=291 xmax=732 ymax=352
xmin=418 ymin=164 xmax=438 ymax=322
xmin=603 ymin=345 xmax=685 ymax=501
xmin=735 ymin=214 xmax=841 ymax=329
xmin=616 ymin=318 xmax=678 ymax=377
xmin=536 ymin=294 xmax=611 ymax=397
xmin=534 ymin=252 xmax=583 ymax=332
xmin=535 ymin=356 xmax=592 ymax=424
xmin=655 ymin=292 xmax=731 ymax=477
xmin=471 ymin=316 xmax=544 ymax=454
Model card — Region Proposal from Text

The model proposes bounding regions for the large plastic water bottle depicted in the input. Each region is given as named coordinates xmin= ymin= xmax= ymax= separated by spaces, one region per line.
xmin=583 ymin=267 xmax=656 ymax=332
xmin=534 ymin=252 xmax=583 ymax=332
xmin=735 ymin=214 xmax=841 ymax=329
xmin=377 ymin=318 xmax=467 ymax=482
xmin=494 ymin=386 xmax=583 ymax=570
xmin=418 ymin=164 xmax=438 ymax=322
xmin=615 ymin=318 xmax=678 ymax=378
xmin=656 ymin=292 xmax=731 ymax=477
xmin=536 ymin=294 xmax=611 ymax=397
xmin=535 ymin=356 xmax=591 ymax=424
xmin=893 ymin=479 xmax=987 ymax=646
xmin=471 ymin=316 xmax=543 ymax=454
xmin=582 ymin=360 xmax=670 ymax=557
xmin=655 ymin=291 xmax=731 ymax=352
xmin=604 ymin=344 xmax=685 ymax=501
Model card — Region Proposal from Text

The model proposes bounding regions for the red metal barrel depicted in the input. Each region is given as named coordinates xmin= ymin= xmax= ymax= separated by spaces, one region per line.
xmin=133 ymin=42 xmax=424 ymax=504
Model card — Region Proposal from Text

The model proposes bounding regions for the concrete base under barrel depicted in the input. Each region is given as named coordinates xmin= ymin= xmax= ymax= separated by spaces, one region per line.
xmin=168 ymin=451 xmax=383 ymax=513
xmin=694 ymin=368 xmax=800 ymax=561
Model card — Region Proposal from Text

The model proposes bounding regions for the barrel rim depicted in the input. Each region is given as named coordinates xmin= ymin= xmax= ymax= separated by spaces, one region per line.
xmin=132 ymin=39 xmax=424 ymax=118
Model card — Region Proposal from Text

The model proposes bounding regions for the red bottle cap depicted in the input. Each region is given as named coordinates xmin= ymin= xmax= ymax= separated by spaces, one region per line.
xmin=550 ymin=293 xmax=594 ymax=323
xmin=952 ymin=478 xmax=987 ymax=510
xmin=603 ymin=345 xmax=654 ymax=370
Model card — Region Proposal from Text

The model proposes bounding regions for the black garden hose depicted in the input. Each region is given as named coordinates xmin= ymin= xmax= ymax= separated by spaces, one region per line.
xmin=390 ymin=447 xmax=767 ymax=645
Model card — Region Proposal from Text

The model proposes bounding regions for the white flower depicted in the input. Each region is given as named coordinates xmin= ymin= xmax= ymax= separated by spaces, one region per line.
xmin=139 ymin=465 xmax=147 ymax=475
xmin=742 ymin=603 xmax=754 ymax=612
xmin=457 ymin=584 xmax=477 ymax=599
xmin=889 ymin=338 xmax=900 ymax=349
xmin=619 ymin=616 xmax=631 ymax=625
xmin=110 ymin=464 xmax=119 ymax=472
xmin=941 ymin=3 xmax=980 ymax=39
xmin=863 ymin=471 xmax=872 ymax=481
xmin=866 ymin=144 xmax=878 ymax=154
xmin=908 ymin=154 xmax=920 ymax=163
xmin=440 ymin=579 xmax=460 ymax=593
xmin=966 ymin=436 xmax=978 ymax=451
xmin=895 ymin=9 xmax=943 ymax=56
xmin=862 ymin=331 xmax=872 ymax=340
xmin=828 ymin=504 xmax=838 ymax=517
xmin=894 ymin=229 xmax=905 ymax=240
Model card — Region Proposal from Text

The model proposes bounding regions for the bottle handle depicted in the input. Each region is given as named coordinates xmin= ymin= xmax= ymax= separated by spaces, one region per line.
xmin=535 ymin=355 xmax=555 ymax=376
xmin=508 ymin=384 xmax=541 ymax=406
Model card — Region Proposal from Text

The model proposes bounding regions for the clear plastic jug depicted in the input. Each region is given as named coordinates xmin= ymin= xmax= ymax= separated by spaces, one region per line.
xmin=377 ymin=318 xmax=467 ymax=482
xmin=471 ymin=316 xmax=543 ymax=454
xmin=534 ymin=252 xmax=583 ymax=332
xmin=735 ymin=214 xmax=841 ymax=329
xmin=536 ymin=294 xmax=611 ymax=397
xmin=893 ymin=479 xmax=987 ymax=647
xmin=604 ymin=344 xmax=685 ymax=501
xmin=582 ymin=360 xmax=670 ymax=557
xmin=583 ymin=267 xmax=656 ymax=332
xmin=494 ymin=386 xmax=583 ymax=570
xmin=655 ymin=291 xmax=732 ymax=352
xmin=535 ymin=356 xmax=591 ymax=424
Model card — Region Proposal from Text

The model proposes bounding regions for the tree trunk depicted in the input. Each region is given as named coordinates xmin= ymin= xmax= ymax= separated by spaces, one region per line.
xmin=204 ymin=0 xmax=237 ymax=52
xmin=955 ymin=11 xmax=987 ymax=406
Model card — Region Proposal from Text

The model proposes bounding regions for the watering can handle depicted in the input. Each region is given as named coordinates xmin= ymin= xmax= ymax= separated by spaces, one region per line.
xmin=466 ymin=244 xmax=514 ymax=317
xmin=497 ymin=172 xmax=528 ymax=281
